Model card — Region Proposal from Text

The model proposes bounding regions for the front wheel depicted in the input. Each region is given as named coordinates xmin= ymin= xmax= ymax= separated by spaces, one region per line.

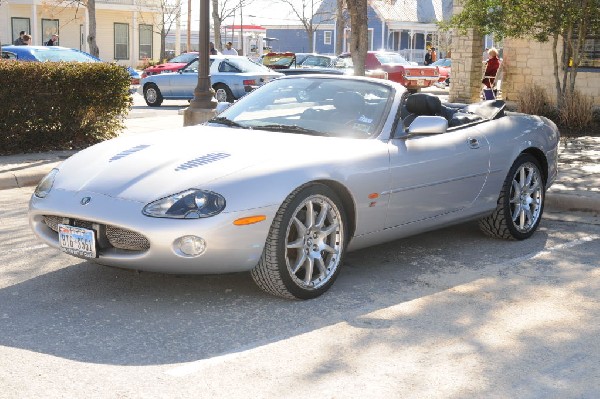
xmin=213 ymin=83 xmax=234 ymax=103
xmin=479 ymin=154 xmax=545 ymax=240
xmin=143 ymin=83 xmax=163 ymax=107
xmin=251 ymin=183 xmax=347 ymax=299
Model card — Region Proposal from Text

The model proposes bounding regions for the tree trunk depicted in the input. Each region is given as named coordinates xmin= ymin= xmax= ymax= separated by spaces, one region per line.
xmin=160 ymin=26 xmax=167 ymax=61
xmin=87 ymin=0 xmax=100 ymax=58
xmin=551 ymin=33 xmax=562 ymax=107
xmin=212 ymin=0 xmax=222 ymax=51
xmin=307 ymin=27 xmax=314 ymax=52
xmin=335 ymin=0 xmax=345 ymax=54
xmin=346 ymin=0 xmax=368 ymax=76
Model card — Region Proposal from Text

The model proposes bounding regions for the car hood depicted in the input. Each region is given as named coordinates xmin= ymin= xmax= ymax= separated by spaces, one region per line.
xmin=145 ymin=62 xmax=185 ymax=72
xmin=53 ymin=125 xmax=366 ymax=203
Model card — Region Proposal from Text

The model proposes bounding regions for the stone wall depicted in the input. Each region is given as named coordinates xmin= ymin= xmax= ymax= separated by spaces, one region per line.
xmin=502 ymin=37 xmax=600 ymax=106
xmin=448 ymin=28 xmax=485 ymax=103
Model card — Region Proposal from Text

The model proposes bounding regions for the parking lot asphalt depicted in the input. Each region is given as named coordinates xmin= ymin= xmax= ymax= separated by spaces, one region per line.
xmin=1 ymin=93 xmax=599 ymax=214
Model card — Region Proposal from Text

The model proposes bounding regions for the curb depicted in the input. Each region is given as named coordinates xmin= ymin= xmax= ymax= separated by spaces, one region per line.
xmin=545 ymin=192 xmax=600 ymax=213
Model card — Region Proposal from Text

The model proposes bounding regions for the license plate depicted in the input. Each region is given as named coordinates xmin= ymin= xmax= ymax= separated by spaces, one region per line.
xmin=417 ymin=79 xmax=424 ymax=86
xmin=58 ymin=224 xmax=97 ymax=258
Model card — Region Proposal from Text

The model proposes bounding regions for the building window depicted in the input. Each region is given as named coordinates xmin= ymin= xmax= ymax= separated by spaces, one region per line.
xmin=42 ymin=19 xmax=59 ymax=45
xmin=11 ymin=17 xmax=30 ymax=44
xmin=139 ymin=24 xmax=153 ymax=60
xmin=578 ymin=36 xmax=600 ymax=68
xmin=324 ymin=31 xmax=332 ymax=45
xmin=114 ymin=23 xmax=129 ymax=60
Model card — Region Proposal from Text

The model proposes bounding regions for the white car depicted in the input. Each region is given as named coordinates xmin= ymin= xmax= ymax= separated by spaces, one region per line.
xmin=140 ymin=55 xmax=283 ymax=105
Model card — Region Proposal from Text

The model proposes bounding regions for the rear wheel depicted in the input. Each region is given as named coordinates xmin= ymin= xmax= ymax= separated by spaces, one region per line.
xmin=251 ymin=183 xmax=347 ymax=299
xmin=143 ymin=83 xmax=163 ymax=107
xmin=213 ymin=83 xmax=234 ymax=103
xmin=479 ymin=154 xmax=545 ymax=240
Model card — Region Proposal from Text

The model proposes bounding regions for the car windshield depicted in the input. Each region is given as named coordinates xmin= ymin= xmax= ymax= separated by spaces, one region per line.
xmin=185 ymin=57 xmax=271 ymax=73
xmin=262 ymin=53 xmax=295 ymax=67
xmin=169 ymin=53 xmax=198 ymax=63
xmin=374 ymin=53 xmax=410 ymax=65
xmin=300 ymin=56 xmax=335 ymax=68
xmin=209 ymin=77 xmax=393 ymax=139
xmin=31 ymin=49 xmax=98 ymax=62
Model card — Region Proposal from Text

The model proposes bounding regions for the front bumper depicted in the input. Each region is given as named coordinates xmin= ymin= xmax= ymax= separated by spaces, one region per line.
xmin=29 ymin=189 xmax=277 ymax=274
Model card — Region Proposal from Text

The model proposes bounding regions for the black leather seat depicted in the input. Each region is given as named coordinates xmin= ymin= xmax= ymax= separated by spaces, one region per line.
xmin=403 ymin=93 xmax=455 ymax=129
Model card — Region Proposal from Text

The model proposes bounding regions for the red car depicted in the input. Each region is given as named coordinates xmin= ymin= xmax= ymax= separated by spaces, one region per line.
xmin=431 ymin=58 xmax=451 ymax=87
xmin=141 ymin=52 xmax=198 ymax=79
xmin=340 ymin=51 xmax=439 ymax=92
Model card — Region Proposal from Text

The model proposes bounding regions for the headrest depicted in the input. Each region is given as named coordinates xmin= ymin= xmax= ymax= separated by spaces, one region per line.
xmin=405 ymin=93 xmax=442 ymax=115
xmin=334 ymin=91 xmax=365 ymax=113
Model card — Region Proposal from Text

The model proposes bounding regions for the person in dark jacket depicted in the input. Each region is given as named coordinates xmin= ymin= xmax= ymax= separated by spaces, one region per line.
xmin=424 ymin=48 xmax=432 ymax=65
xmin=13 ymin=31 xmax=26 ymax=45
xmin=46 ymin=34 xmax=59 ymax=46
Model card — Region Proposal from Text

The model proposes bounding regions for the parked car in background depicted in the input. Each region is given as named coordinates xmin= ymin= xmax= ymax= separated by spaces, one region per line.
xmin=1 ymin=45 xmax=140 ymax=94
xmin=340 ymin=51 xmax=438 ymax=92
xmin=29 ymin=75 xmax=560 ymax=299
xmin=141 ymin=52 xmax=198 ymax=79
xmin=335 ymin=56 xmax=388 ymax=80
xmin=261 ymin=52 xmax=345 ymax=76
xmin=141 ymin=55 xmax=283 ymax=105
xmin=431 ymin=58 xmax=451 ymax=87
xmin=298 ymin=54 xmax=339 ymax=68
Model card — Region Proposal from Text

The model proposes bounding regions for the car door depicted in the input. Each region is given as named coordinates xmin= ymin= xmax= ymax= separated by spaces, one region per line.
xmin=385 ymin=127 xmax=490 ymax=228
xmin=166 ymin=60 xmax=200 ymax=98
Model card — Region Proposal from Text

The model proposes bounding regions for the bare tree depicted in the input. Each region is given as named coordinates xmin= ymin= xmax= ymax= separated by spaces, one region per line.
xmin=136 ymin=0 xmax=183 ymax=61
xmin=345 ymin=0 xmax=367 ymax=75
xmin=211 ymin=0 xmax=255 ymax=52
xmin=278 ymin=0 xmax=333 ymax=52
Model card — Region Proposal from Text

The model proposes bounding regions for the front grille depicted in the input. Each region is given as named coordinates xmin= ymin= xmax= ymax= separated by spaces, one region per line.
xmin=106 ymin=225 xmax=150 ymax=251
xmin=43 ymin=215 xmax=150 ymax=252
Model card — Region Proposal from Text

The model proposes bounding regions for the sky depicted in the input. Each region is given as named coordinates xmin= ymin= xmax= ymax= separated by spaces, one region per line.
xmin=184 ymin=0 xmax=309 ymax=27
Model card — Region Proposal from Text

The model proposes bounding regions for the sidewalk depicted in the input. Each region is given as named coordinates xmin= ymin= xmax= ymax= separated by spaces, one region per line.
xmin=1 ymin=113 xmax=599 ymax=214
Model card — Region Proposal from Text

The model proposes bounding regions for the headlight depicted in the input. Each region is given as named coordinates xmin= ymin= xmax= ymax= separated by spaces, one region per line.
xmin=143 ymin=189 xmax=226 ymax=219
xmin=34 ymin=168 xmax=59 ymax=198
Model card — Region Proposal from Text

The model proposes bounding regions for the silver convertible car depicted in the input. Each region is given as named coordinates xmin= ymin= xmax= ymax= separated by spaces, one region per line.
xmin=29 ymin=75 xmax=559 ymax=299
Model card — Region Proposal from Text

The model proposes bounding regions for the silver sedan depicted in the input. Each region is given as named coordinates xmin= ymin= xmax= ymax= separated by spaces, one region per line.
xmin=29 ymin=75 xmax=559 ymax=299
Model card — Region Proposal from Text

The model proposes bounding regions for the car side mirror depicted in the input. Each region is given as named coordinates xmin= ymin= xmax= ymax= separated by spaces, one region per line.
xmin=407 ymin=116 xmax=448 ymax=136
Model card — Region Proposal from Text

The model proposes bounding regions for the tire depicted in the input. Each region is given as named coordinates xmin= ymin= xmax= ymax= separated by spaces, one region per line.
xmin=479 ymin=153 xmax=545 ymax=240
xmin=213 ymin=83 xmax=235 ymax=103
xmin=143 ymin=83 xmax=163 ymax=107
xmin=251 ymin=183 xmax=348 ymax=299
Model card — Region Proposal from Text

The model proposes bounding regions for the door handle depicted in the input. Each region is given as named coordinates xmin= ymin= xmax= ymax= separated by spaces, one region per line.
xmin=468 ymin=137 xmax=480 ymax=149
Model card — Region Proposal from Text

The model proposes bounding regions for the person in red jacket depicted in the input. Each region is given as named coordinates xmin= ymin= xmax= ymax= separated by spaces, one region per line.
xmin=482 ymin=48 xmax=500 ymax=88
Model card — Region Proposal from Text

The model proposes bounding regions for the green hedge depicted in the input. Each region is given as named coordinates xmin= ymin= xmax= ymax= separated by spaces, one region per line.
xmin=0 ymin=61 xmax=132 ymax=155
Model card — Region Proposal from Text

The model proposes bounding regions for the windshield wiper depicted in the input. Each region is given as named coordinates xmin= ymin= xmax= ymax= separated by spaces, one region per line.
xmin=207 ymin=116 xmax=248 ymax=129
xmin=257 ymin=124 xmax=329 ymax=136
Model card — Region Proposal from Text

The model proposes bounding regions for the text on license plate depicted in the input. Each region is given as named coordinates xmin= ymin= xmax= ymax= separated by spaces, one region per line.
xmin=58 ymin=224 xmax=97 ymax=258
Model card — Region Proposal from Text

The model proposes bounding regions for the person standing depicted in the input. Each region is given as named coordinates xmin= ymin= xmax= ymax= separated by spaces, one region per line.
xmin=482 ymin=47 xmax=500 ymax=88
xmin=431 ymin=47 xmax=437 ymax=63
xmin=46 ymin=34 xmax=59 ymax=46
xmin=13 ymin=31 xmax=26 ymax=45
xmin=22 ymin=34 xmax=32 ymax=45
xmin=209 ymin=42 xmax=220 ymax=55
xmin=222 ymin=41 xmax=238 ymax=55
xmin=424 ymin=48 xmax=432 ymax=65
